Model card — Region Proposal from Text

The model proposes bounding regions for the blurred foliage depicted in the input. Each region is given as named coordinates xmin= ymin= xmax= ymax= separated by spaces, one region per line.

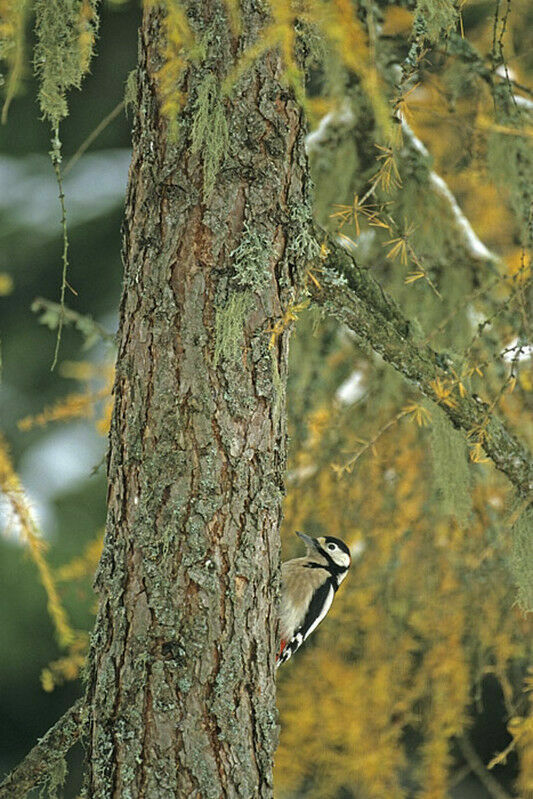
xmin=0 ymin=2 xmax=139 ymax=794
xmin=278 ymin=311 xmax=531 ymax=797
xmin=0 ymin=0 xmax=532 ymax=798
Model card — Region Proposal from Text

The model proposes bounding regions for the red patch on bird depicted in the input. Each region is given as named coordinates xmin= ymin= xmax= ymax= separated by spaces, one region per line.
xmin=276 ymin=640 xmax=287 ymax=661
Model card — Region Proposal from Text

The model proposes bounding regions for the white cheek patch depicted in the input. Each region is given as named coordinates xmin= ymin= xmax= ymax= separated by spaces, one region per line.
xmin=328 ymin=547 xmax=351 ymax=568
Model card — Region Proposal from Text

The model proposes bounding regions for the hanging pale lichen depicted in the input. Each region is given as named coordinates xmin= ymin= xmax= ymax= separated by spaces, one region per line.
xmin=33 ymin=0 xmax=99 ymax=367
xmin=413 ymin=0 xmax=459 ymax=44
xmin=191 ymin=71 xmax=229 ymax=199
xmin=487 ymin=108 xmax=533 ymax=248
xmin=428 ymin=402 xmax=473 ymax=525
xmin=33 ymin=0 xmax=99 ymax=128
xmin=509 ymin=504 xmax=533 ymax=612
xmin=213 ymin=292 xmax=253 ymax=367
xmin=42 ymin=755 xmax=67 ymax=799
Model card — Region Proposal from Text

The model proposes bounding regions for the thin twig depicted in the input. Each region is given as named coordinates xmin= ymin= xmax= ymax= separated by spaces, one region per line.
xmin=334 ymin=407 xmax=412 ymax=474
xmin=50 ymin=130 xmax=71 ymax=372
xmin=63 ymin=100 xmax=125 ymax=177
xmin=458 ymin=736 xmax=513 ymax=799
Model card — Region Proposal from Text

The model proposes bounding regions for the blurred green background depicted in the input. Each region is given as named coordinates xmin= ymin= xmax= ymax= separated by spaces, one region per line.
xmin=1 ymin=3 xmax=140 ymax=794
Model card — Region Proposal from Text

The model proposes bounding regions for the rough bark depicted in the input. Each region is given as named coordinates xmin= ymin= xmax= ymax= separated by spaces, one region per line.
xmin=84 ymin=3 xmax=310 ymax=797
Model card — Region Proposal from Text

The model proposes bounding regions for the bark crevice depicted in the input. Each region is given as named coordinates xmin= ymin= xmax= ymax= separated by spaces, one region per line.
xmin=83 ymin=3 xmax=309 ymax=796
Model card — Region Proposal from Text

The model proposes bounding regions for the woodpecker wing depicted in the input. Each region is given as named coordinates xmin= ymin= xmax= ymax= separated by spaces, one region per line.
xmin=277 ymin=578 xmax=335 ymax=666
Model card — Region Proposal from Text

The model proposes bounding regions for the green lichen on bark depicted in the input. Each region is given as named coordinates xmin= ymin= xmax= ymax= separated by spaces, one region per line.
xmin=214 ymin=291 xmax=254 ymax=367
xmin=288 ymin=203 xmax=321 ymax=264
xmin=231 ymin=221 xmax=272 ymax=290
xmin=124 ymin=69 xmax=137 ymax=113
xmin=191 ymin=71 xmax=229 ymax=199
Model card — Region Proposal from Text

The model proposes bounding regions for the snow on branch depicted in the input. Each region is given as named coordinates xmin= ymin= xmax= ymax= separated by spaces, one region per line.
xmin=305 ymin=108 xmax=499 ymax=264
xmin=401 ymin=119 xmax=496 ymax=262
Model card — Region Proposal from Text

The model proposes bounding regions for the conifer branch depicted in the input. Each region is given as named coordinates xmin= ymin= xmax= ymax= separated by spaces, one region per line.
xmin=446 ymin=32 xmax=533 ymax=111
xmin=306 ymin=107 xmax=498 ymax=265
xmin=49 ymin=129 xmax=72 ymax=372
xmin=0 ymin=698 xmax=85 ymax=799
xmin=400 ymin=119 xmax=497 ymax=263
xmin=312 ymin=236 xmax=533 ymax=498
xmin=457 ymin=736 xmax=513 ymax=799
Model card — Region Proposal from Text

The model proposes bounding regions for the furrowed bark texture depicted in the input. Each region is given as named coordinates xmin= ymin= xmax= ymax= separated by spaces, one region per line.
xmin=84 ymin=4 xmax=310 ymax=797
xmin=314 ymin=240 xmax=533 ymax=497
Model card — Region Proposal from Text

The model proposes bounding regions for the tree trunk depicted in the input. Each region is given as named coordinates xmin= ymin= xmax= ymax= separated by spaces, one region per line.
xmin=84 ymin=3 xmax=311 ymax=797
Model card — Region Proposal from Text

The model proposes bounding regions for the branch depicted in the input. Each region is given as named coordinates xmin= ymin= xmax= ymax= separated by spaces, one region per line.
xmin=0 ymin=698 xmax=85 ymax=799
xmin=306 ymin=106 xmax=499 ymax=266
xmin=457 ymin=736 xmax=513 ymax=799
xmin=312 ymin=237 xmax=533 ymax=498
xmin=446 ymin=33 xmax=533 ymax=113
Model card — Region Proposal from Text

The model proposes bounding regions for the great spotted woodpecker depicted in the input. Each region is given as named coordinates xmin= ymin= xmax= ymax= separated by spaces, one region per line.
xmin=276 ymin=531 xmax=351 ymax=667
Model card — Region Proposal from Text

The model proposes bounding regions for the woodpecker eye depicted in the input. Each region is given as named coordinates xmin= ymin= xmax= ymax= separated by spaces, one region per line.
xmin=327 ymin=543 xmax=336 ymax=551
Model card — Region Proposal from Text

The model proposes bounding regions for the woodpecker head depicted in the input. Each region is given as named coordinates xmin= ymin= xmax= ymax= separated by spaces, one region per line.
xmin=296 ymin=531 xmax=351 ymax=573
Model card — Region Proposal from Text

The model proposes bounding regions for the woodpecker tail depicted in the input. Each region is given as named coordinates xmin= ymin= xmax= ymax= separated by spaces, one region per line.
xmin=275 ymin=640 xmax=287 ymax=669
xmin=276 ymin=632 xmax=304 ymax=667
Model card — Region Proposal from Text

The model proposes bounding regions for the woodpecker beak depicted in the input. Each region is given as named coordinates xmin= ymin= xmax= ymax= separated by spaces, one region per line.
xmin=296 ymin=531 xmax=319 ymax=550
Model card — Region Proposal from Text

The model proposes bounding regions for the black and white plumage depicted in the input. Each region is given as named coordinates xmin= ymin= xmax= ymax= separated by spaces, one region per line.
xmin=276 ymin=531 xmax=351 ymax=667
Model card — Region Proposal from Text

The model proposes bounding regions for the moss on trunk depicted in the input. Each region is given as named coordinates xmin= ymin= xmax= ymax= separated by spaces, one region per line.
xmin=83 ymin=3 xmax=311 ymax=796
